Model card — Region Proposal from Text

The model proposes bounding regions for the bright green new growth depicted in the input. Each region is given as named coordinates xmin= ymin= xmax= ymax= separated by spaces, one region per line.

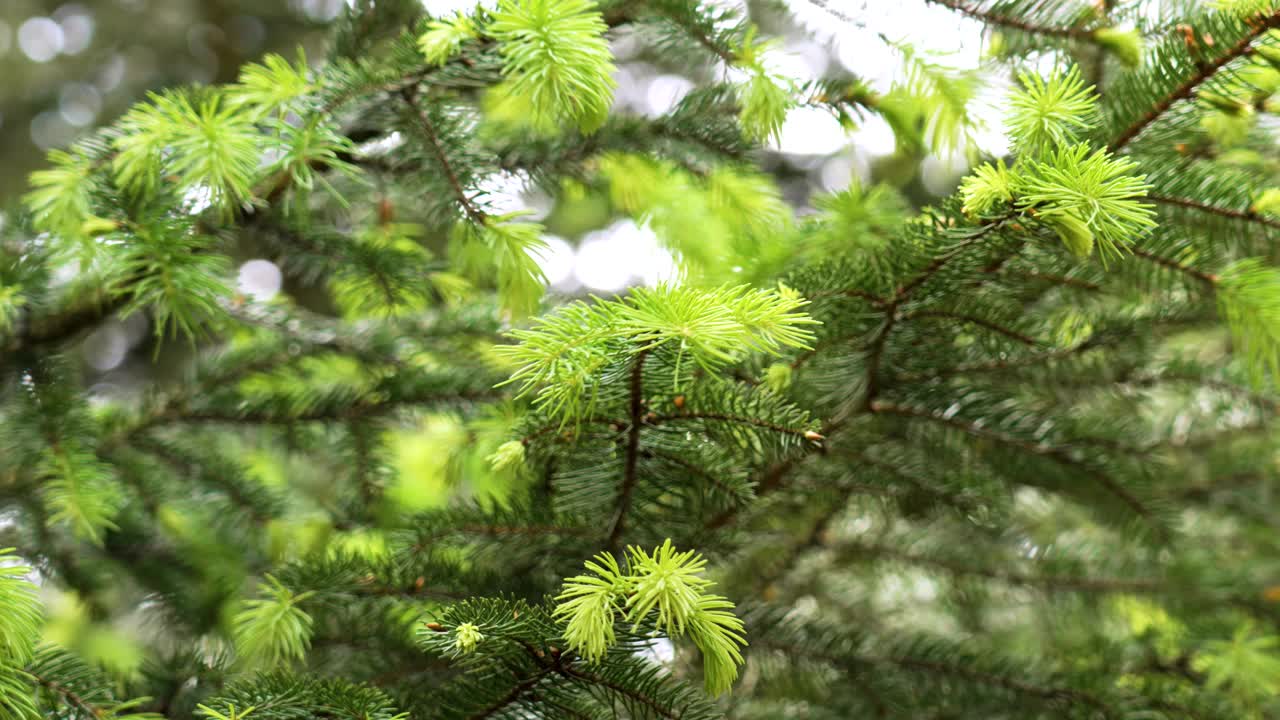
xmin=496 ymin=284 xmax=817 ymax=424
xmin=197 ymin=703 xmax=257 ymax=720
xmin=115 ymin=92 xmax=261 ymax=216
xmin=956 ymin=66 xmax=1154 ymax=260
xmin=883 ymin=43 xmax=983 ymax=154
xmin=738 ymin=71 xmax=792 ymax=145
xmin=959 ymin=159 xmax=1013 ymax=217
xmin=1218 ymin=259 xmax=1280 ymax=385
xmin=619 ymin=284 xmax=817 ymax=366
xmin=734 ymin=28 xmax=795 ymax=144
xmin=1252 ymin=187 xmax=1280 ymax=216
xmin=419 ymin=12 xmax=480 ymax=66
xmin=0 ymin=549 xmax=41 ymax=667
xmin=450 ymin=214 xmax=549 ymax=319
xmin=764 ymin=361 xmax=792 ymax=393
xmin=23 ymin=150 xmax=95 ymax=247
xmin=1007 ymin=66 xmax=1097 ymax=154
xmin=118 ymin=228 xmax=232 ymax=342
xmin=39 ymin=444 xmax=123 ymax=545
xmin=1092 ymin=27 xmax=1143 ymax=69
xmin=231 ymin=51 xmax=313 ymax=115
xmin=554 ymin=540 xmax=747 ymax=695
xmin=489 ymin=0 xmax=617 ymax=132
xmin=453 ymin=623 xmax=485 ymax=654
xmin=0 ymin=283 xmax=24 ymax=334
xmin=1199 ymin=623 xmax=1280 ymax=704
xmin=1212 ymin=0 xmax=1279 ymax=18
xmin=486 ymin=439 xmax=526 ymax=473
xmin=555 ymin=553 xmax=624 ymax=663
xmin=598 ymin=154 xmax=793 ymax=284
xmin=1016 ymin=144 xmax=1155 ymax=261
xmin=232 ymin=575 xmax=316 ymax=667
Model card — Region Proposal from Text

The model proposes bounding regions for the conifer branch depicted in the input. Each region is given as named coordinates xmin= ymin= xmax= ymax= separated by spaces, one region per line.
xmin=521 ymin=418 xmax=626 ymax=446
xmin=398 ymin=87 xmax=486 ymax=224
xmin=607 ymin=349 xmax=649 ymax=554
xmin=754 ymin=483 xmax=860 ymax=591
xmin=1007 ymin=270 xmax=1101 ymax=291
xmin=809 ymin=288 xmax=889 ymax=307
xmin=468 ymin=669 xmax=555 ymax=719
xmin=704 ymin=457 xmax=804 ymax=531
xmin=1149 ymin=192 xmax=1280 ymax=232
xmin=562 ymin=666 xmax=680 ymax=719
xmin=850 ymin=451 xmax=990 ymax=516
xmin=894 ymin=341 xmax=1100 ymax=382
xmin=10 ymin=3 xmax=1280 ymax=715
xmin=3 ymin=294 xmax=127 ymax=354
xmin=860 ymin=311 xmax=898 ymax=410
xmin=881 ymin=657 xmax=1116 ymax=715
xmin=902 ymin=310 xmax=1042 ymax=346
xmin=765 ymin=641 xmax=1119 ymax=716
xmin=643 ymin=448 xmax=742 ymax=498
xmin=924 ymin=0 xmax=1096 ymax=42
xmin=650 ymin=412 xmax=814 ymax=438
xmin=28 ymin=670 xmax=106 ymax=719
xmin=655 ymin=7 xmax=737 ymax=65
xmin=124 ymin=436 xmax=276 ymax=523
xmin=350 ymin=421 xmax=379 ymax=513
xmin=862 ymin=222 xmax=1010 ymax=409
xmin=1109 ymin=12 xmax=1280 ymax=151
xmin=701 ymin=400 xmax=853 ymax=531
xmin=144 ymin=388 xmax=498 ymax=427
xmin=1130 ymin=248 xmax=1219 ymax=286
xmin=844 ymin=541 xmax=1163 ymax=594
xmin=868 ymin=401 xmax=1156 ymax=527
xmin=895 ymin=221 xmax=1007 ymax=299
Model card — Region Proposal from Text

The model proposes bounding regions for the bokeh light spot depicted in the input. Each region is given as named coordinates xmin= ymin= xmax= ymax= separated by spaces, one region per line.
xmin=532 ymin=236 xmax=575 ymax=289
xmin=237 ymin=259 xmax=284 ymax=301
xmin=18 ymin=17 xmax=65 ymax=63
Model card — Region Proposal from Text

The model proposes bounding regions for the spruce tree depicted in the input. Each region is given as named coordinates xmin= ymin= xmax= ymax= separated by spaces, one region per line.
xmin=4 ymin=0 xmax=1280 ymax=717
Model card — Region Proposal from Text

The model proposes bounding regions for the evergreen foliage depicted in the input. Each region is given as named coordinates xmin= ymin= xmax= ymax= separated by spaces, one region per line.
xmin=4 ymin=0 xmax=1280 ymax=718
